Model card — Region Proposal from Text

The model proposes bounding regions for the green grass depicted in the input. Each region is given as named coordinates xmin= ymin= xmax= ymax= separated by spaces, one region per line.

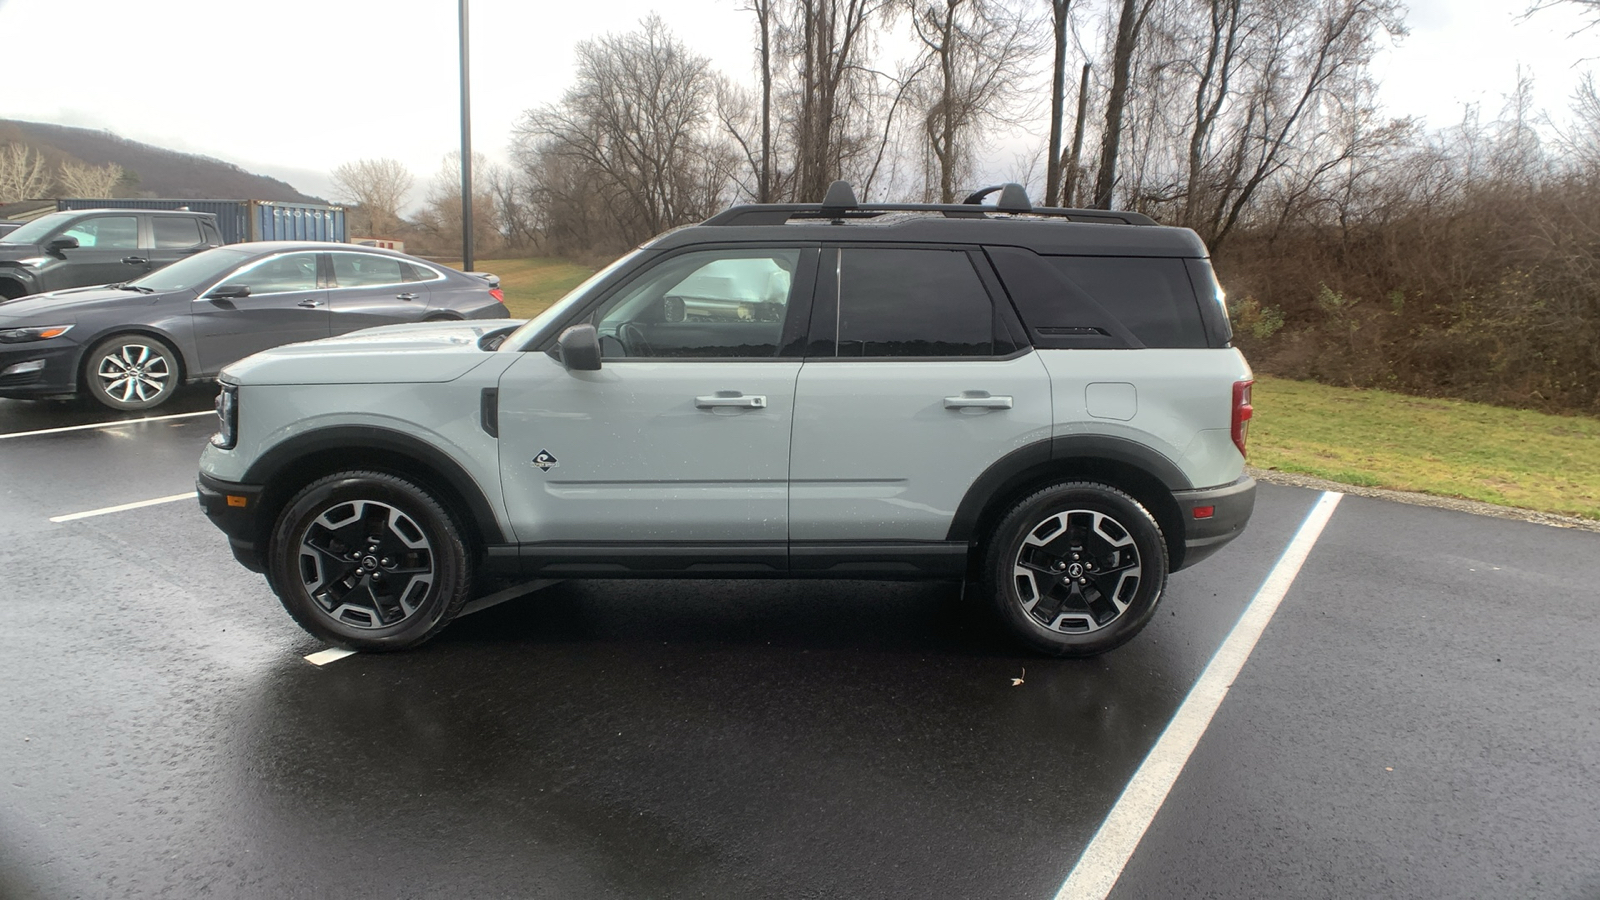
xmin=441 ymin=257 xmax=596 ymax=318
xmin=1251 ymin=375 xmax=1600 ymax=520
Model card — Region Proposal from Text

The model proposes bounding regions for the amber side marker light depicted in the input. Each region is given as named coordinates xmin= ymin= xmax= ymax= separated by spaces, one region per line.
xmin=226 ymin=495 xmax=249 ymax=508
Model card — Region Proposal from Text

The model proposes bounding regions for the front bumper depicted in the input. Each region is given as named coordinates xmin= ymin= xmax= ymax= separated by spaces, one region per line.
xmin=1172 ymin=474 xmax=1256 ymax=570
xmin=0 ymin=341 xmax=80 ymax=398
xmin=197 ymin=471 xmax=266 ymax=572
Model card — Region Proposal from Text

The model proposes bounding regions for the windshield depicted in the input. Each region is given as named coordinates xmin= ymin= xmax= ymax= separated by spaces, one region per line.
xmin=0 ymin=212 xmax=76 ymax=245
xmin=501 ymin=249 xmax=645 ymax=350
xmin=127 ymin=246 xmax=253 ymax=292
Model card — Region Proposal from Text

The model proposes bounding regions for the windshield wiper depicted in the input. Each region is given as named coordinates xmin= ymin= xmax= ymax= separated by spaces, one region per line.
xmin=109 ymin=283 xmax=155 ymax=293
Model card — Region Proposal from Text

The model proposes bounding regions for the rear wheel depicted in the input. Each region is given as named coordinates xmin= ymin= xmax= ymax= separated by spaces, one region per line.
xmin=266 ymin=471 xmax=473 ymax=651
xmin=984 ymin=482 xmax=1169 ymax=657
xmin=83 ymin=334 xmax=180 ymax=410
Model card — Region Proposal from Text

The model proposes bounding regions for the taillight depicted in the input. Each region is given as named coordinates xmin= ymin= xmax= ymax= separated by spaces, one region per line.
xmin=490 ymin=287 xmax=504 ymax=303
xmin=1231 ymin=379 xmax=1253 ymax=457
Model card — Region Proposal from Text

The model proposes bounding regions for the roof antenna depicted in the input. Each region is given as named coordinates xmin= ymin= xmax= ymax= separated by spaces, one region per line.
xmin=820 ymin=180 xmax=858 ymax=220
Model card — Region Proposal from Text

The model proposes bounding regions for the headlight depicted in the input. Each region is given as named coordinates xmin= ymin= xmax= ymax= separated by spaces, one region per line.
xmin=0 ymin=325 xmax=73 ymax=343
xmin=211 ymin=384 xmax=238 ymax=449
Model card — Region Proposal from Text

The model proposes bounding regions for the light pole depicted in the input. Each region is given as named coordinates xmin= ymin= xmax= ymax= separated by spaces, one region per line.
xmin=458 ymin=0 xmax=474 ymax=271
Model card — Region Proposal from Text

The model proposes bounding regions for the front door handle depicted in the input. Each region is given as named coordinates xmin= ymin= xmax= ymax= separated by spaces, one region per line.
xmin=122 ymin=256 xmax=148 ymax=265
xmin=944 ymin=391 xmax=1013 ymax=410
xmin=298 ymin=298 xmax=325 ymax=308
xmin=396 ymin=292 xmax=420 ymax=301
xmin=696 ymin=392 xmax=767 ymax=409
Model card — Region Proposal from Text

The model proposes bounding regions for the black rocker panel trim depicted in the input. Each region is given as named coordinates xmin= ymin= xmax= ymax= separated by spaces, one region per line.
xmin=790 ymin=541 xmax=969 ymax=579
xmin=944 ymin=435 xmax=1192 ymax=543
xmin=241 ymin=425 xmax=506 ymax=545
xmin=518 ymin=542 xmax=788 ymax=577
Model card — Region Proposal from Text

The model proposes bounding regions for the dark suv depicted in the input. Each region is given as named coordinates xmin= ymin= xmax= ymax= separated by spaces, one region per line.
xmin=0 ymin=208 xmax=223 ymax=300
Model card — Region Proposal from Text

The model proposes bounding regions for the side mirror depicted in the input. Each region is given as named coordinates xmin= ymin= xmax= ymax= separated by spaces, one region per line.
xmin=208 ymin=284 xmax=251 ymax=300
xmin=663 ymin=296 xmax=686 ymax=323
xmin=47 ymin=236 xmax=79 ymax=254
xmin=556 ymin=324 xmax=602 ymax=371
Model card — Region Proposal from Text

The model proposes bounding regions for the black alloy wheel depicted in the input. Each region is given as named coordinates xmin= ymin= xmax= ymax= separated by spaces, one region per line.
xmin=267 ymin=471 xmax=473 ymax=651
xmin=985 ymin=482 xmax=1169 ymax=657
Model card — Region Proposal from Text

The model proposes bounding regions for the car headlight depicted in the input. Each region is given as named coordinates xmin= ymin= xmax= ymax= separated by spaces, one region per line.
xmin=0 ymin=325 xmax=73 ymax=343
xmin=212 ymin=383 xmax=238 ymax=449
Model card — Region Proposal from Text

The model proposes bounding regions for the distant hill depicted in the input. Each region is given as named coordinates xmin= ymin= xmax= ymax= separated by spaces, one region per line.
xmin=0 ymin=119 xmax=323 ymax=202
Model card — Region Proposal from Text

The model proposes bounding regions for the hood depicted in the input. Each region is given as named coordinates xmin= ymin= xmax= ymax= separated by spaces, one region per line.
xmin=0 ymin=285 xmax=168 ymax=319
xmin=222 ymin=318 xmax=524 ymax=386
xmin=0 ymin=242 xmax=45 ymax=260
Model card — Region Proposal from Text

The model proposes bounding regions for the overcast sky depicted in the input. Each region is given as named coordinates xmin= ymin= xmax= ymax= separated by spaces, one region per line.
xmin=0 ymin=0 xmax=1595 ymax=205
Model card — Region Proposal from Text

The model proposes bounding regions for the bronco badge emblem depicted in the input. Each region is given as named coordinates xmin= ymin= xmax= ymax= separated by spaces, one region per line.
xmin=532 ymin=450 xmax=559 ymax=471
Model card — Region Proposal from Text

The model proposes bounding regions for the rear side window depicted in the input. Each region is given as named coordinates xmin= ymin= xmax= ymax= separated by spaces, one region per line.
xmin=1046 ymin=257 xmax=1207 ymax=348
xmin=834 ymin=248 xmax=993 ymax=357
xmin=153 ymin=217 xmax=204 ymax=249
xmin=332 ymin=253 xmax=405 ymax=287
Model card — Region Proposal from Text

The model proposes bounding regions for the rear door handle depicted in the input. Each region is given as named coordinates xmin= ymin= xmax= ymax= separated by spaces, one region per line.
xmin=944 ymin=391 xmax=1013 ymax=410
xmin=298 ymin=298 xmax=325 ymax=308
xmin=396 ymin=292 xmax=420 ymax=301
xmin=696 ymin=392 xmax=767 ymax=409
xmin=122 ymin=256 xmax=148 ymax=265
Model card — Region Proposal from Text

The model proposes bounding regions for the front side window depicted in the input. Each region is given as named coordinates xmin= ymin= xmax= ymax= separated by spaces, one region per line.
xmin=332 ymin=253 xmax=405 ymax=288
xmin=833 ymin=248 xmax=994 ymax=357
xmin=61 ymin=215 xmax=138 ymax=251
xmin=591 ymin=248 xmax=802 ymax=359
xmin=153 ymin=217 xmax=204 ymax=249
xmin=218 ymin=252 xmax=320 ymax=294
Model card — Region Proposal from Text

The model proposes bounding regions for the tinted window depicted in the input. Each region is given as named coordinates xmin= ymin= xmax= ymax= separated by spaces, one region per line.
xmin=153 ymin=217 xmax=203 ymax=249
xmin=62 ymin=215 xmax=138 ymax=250
xmin=219 ymin=252 xmax=319 ymax=294
xmin=332 ymin=253 xmax=405 ymax=287
xmin=593 ymin=248 xmax=801 ymax=359
xmin=834 ymin=248 xmax=993 ymax=357
xmin=1047 ymin=257 xmax=1207 ymax=348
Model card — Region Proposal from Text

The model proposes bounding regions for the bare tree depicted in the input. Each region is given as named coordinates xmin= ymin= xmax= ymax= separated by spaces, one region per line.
xmin=908 ymin=0 xmax=1042 ymax=202
xmin=419 ymin=152 xmax=501 ymax=258
xmin=0 ymin=144 xmax=52 ymax=202
xmin=780 ymin=0 xmax=895 ymax=201
xmin=1092 ymin=0 xmax=1158 ymax=208
xmin=57 ymin=159 xmax=124 ymax=198
xmin=514 ymin=16 xmax=739 ymax=252
xmin=1045 ymin=0 xmax=1076 ymax=205
xmin=331 ymin=158 xmax=413 ymax=237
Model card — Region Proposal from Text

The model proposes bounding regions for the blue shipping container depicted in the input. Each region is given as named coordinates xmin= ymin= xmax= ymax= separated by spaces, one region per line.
xmin=55 ymin=198 xmax=346 ymax=244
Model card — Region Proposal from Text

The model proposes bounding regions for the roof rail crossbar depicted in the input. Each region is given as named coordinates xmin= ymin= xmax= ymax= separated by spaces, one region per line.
xmin=700 ymin=180 xmax=1156 ymax=226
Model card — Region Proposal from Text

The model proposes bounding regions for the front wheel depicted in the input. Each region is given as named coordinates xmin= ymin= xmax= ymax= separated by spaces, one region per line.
xmin=266 ymin=471 xmax=474 ymax=651
xmin=984 ymin=482 xmax=1169 ymax=657
xmin=84 ymin=334 xmax=180 ymax=410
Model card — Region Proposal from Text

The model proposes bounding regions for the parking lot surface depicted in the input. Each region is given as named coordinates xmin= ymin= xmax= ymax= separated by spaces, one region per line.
xmin=1 ymin=396 xmax=1596 ymax=898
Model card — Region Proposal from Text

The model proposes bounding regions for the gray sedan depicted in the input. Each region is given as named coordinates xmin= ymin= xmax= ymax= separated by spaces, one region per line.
xmin=0 ymin=242 xmax=509 ymax=410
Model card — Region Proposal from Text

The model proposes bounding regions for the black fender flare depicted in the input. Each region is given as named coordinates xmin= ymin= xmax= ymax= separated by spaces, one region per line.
xmin=241 ymin=425 xmax=506 ymax=545
xmin=945 ymin=434 xmax=1192 ymax=543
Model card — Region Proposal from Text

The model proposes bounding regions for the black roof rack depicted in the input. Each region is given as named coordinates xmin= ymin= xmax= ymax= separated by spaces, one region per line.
xmin=702 ymin=180 xmax=1158 ymax=227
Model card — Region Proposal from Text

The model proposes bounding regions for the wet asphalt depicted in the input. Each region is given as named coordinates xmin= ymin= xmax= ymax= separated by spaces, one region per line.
xmin=0 ymin=395 xmax=1596 ymax=899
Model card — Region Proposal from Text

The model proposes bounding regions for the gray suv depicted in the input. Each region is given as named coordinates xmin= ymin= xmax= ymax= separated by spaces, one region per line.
xmin=0 ymin=208 xmax=223 ymax=300
xmin=197 ymin=183 xmax=1256 ymax=657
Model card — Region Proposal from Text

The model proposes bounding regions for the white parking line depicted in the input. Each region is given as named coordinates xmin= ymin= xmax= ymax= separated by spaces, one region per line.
xmin=49 ymin=491 xmax=198 ymax=523
xmin=0 ymin=410 xmax=213 ymax=441
xmin=1055 ymin=490 xmax=1344 ymax=900
xmin=305 ymin=647 xmax=357 ymax=666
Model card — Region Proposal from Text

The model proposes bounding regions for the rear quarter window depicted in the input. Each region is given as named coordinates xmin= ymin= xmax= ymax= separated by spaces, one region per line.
xmin=1046 ymin=257 xmax=1208 ymax=349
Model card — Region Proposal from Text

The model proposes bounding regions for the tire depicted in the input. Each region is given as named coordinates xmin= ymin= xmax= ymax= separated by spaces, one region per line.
xmin=983 ymin=482 xmax=1169 ymax=657
xmin=83 ymin=334 xmax=180 ymax=411
xmin=266 ymin=471 xmax=474 ymax=651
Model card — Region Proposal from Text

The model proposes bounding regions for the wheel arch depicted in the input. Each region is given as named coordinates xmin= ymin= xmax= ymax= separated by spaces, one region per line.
xmin=947 ymin=436 xmax=1192 ymax=573
xmin=0 ymin=275 xmax=30 ymax=300
xmin=242 ymin=426 xmax=506 ymax=560
xmin=77 ymin=327 xmax=191 ymax=396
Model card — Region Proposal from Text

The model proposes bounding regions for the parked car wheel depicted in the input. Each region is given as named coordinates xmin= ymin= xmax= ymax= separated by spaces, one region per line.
xmin=266 ymin=471 xmax=473 ymax=651
xmin=83 ymin=334 xmax=180 ymax=411
xmin=984 ymin=482 xmax=1169 ymax=657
